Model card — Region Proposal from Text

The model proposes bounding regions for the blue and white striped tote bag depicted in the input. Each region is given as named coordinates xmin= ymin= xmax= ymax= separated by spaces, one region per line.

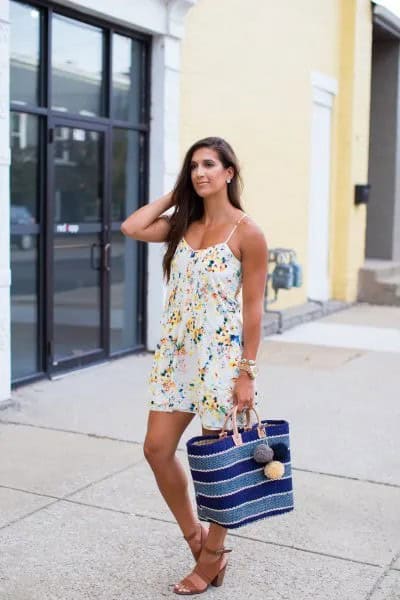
xmin=187 ymin=407 xmax=294 ymax=529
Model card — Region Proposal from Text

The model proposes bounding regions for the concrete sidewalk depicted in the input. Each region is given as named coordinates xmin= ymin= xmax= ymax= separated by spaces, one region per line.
xmin=1 ymin=303 xmax=400 ymax=599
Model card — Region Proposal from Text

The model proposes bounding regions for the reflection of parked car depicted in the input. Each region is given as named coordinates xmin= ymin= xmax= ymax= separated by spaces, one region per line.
xmin=11 ymin=205 xmax=35 ymax=250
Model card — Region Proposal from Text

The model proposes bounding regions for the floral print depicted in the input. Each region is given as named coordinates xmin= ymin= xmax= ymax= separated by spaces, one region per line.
xmin=148 ymin=214 xmax=258 ymax=430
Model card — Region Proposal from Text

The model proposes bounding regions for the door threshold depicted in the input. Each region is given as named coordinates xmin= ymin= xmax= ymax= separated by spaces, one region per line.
xmin=50 ymin=360 xmax=110 ymax=380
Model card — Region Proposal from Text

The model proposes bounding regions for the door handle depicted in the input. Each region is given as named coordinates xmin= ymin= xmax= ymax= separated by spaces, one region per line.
xmin=90 ymin=243 xmax=101 ymax=271
xmin=103 ymin=243 xmax=111 ymax=272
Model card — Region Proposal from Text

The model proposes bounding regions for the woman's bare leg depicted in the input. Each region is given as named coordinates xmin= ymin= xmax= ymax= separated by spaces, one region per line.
xmin=143 ymin=410 xmax=206 ymax=545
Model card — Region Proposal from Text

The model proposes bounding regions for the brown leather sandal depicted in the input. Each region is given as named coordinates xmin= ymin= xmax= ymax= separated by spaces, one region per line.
xmin=183 ymin=523 xmax=208 ymax=561
xmin=173 ymin=546 xmax=232 ymax=595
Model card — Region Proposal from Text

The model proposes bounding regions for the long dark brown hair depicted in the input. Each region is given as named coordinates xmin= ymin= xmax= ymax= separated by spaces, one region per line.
xmin=162 ymin=137 xmax=244 ymax=281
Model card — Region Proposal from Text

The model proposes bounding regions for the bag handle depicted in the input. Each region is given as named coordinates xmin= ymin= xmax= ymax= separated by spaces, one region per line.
xmin=219 ymin=406 xmax=266 ymax=446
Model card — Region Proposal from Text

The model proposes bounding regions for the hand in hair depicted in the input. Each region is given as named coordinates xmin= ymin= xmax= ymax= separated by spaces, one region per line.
xmin=120 ymin=191 xmax=174 ymax=242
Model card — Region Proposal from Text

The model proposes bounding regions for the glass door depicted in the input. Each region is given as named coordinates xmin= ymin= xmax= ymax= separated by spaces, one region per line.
xmin=48 ymin=120 xmax=109 ymax=372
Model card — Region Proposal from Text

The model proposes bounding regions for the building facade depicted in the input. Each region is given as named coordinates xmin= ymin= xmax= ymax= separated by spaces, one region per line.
xmin=180 ymin=0 xmax=373 ymax=307
xmin=1 ymin=0 xmax=392 ymax=403
xmin=0 ymin=0 xmax=196 ymax=402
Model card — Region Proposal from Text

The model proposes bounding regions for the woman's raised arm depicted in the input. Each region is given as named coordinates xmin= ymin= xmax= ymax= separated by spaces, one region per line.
xmin=120 ymin=191 xmax=174 ymax=242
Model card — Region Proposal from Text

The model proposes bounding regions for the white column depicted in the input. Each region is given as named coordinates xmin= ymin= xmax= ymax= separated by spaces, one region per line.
xmin=0 ymin=2 xmax=11 ymax=403
xmin=146 ymin=1 xmax=195 ymax=351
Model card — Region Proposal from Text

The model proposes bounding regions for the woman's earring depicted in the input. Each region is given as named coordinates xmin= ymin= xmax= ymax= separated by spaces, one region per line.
xmin=226 ymin=179 xmax=231 ymax=184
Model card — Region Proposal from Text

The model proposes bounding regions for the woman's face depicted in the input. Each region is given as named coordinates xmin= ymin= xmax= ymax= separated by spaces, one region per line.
xmin=190 ymin=147 xmax=233 ymax=198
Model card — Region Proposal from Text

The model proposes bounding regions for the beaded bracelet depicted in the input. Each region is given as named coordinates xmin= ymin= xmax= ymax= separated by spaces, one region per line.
xmin=238 ymin=359 xmax=259 ymax=379
xmin=239 ymin=358 xmax=256 ymax=366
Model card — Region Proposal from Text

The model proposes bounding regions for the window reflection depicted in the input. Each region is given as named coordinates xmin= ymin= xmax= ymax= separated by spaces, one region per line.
xmin=53 ymin=235 xmax=102 ymax=361
xmin=11 ymin=238 xmax=39 ymax=379
xmin=52 ymin=14 xmax=103 ymax=116
xmin=54 ymin=126 xmax=101 ymax=223
xmin=110 ymin=232 xmax=139 ymax=352
xmin=10 ymin=112 xmax=39 ymax=379
xmin=112 ymin=34 xmax=142 ymax=123
xmin=10 ymin=113 xmax=39 ymax=226
xmin=9 ymin=7 xmax=148 ymax=379
xmin=52 ymin=128 xmax=104 ymax=360
xmin=111 ymin=129 xmax=141 ymax=352
xmin=10 ymin=1 xmax=40 ymax=106
xmin=112 ymin=129 xmax=140 ymax=222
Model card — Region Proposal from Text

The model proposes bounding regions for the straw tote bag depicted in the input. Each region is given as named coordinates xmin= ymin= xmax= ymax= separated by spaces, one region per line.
xmin=186 ymin=407 xmax=294 ymax=529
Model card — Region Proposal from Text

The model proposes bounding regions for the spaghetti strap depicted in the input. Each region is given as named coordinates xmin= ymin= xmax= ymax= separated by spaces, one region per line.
xmin=225 ymin=213 xmax=247 ymax=244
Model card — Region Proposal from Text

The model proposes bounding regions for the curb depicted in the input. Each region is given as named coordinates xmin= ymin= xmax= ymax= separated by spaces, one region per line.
xmin=263 ymin=300 xmax=351 ymax=336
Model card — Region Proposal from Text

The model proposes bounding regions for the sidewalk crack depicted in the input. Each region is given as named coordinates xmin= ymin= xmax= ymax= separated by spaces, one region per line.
xmin=133 ymin=513 xmax=384 ymax=570
xmin=293 ymin=467 xmax=400 ymax=489
xmin=1 ymin=422 xmax=398 ymax=489
xmin=0 ymin=419 xmax=143 ymax=446
xmin=0 ymin=461 xmax=143 ymax=531
xmin=365 ymin=547 xmax=400 ymax=599
xmin=0 ymin=497 xmax=59 ymax=532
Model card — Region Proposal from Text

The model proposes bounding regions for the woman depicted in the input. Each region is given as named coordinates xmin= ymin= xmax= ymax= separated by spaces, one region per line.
xmin=121 ymin=137 xmax=268 ymax=595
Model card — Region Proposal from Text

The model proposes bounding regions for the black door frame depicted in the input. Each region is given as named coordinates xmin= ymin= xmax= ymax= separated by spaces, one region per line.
xmin=10 ymin=0 xmax=151 ymax=386
xmin=46 ymin=117 xmax=110 ymax=375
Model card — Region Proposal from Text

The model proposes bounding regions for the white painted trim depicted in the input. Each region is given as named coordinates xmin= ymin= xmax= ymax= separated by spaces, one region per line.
xmin=307 ymin=88 xmax=334 ymax=301
xmin=311 ymin=71 xmax=338 ymax=96
xmin=56 ymin=0 xmax=197 ymax=39
xmin=53 ymin=0 xmax=167 ymax=35
xmin=167 ymin=0 xmax=197 ymax=38
xmin=0 ymin=269 xmax=11 ymax=288
xmin=312 ymin=88 xmax=334 ymax=109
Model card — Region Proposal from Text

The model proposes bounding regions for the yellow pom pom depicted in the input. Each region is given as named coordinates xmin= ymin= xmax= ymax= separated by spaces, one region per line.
xmin=264 ymin=461 xmax=285 ymax=480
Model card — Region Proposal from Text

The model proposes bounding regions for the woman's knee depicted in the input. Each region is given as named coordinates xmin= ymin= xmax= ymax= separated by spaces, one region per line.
xmin=143 ymin=435 xmax=171 ymax=466
xmin=144 ymin=411 xmax=192 ymax=466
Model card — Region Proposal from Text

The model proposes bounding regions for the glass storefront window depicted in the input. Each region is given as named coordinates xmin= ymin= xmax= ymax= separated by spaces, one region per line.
xmin=10 ymin=1 xmax=41 ymax=106
xmin=10 ymin=113 xmax=40 ymax=380
xmin=112 ymin=34 xmax=142 ymax=123
xmin=52 ymin=126 xmax=104 ymax=361
xmin=11 ymin=239 xmax=40 ymax=380
xmin=52 ymin=14 xmax=103 ymax=116
xmin=110 ymin=232 xmax=140 ymax=353
xmin=112 ymin=129 xmax=140 ymax=221
xmin=54 ymin=126 xmax=102 ymax=223
xmin=53 ymin=234 xmax=102 ymax=362
xmin=111 ymin=129 xmax=141 ymax=352
xmin=9 ymin=7 xmax=149 ymax=383
xmin=10 ymin=113 xmax=39 ymax=224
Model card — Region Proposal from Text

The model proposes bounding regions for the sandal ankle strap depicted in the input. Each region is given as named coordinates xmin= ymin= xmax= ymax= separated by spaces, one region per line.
xmin=204 ymin=546 xmax=232 ymax=557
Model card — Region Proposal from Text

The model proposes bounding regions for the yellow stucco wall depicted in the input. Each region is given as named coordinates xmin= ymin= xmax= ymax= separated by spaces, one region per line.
xmin=332 ymin=0 xmax=372 ymax=300
xmin=180 ymin=0 xmax=372 ymax=307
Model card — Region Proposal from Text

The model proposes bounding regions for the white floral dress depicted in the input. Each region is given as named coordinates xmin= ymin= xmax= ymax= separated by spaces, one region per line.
xmin=148 ymin=213 xmax=258 ymax=430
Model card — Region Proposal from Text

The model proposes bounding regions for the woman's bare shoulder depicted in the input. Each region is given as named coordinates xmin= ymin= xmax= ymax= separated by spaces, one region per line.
xmin=240 ymin=215 xmax=267 ymax=243
xmin=237 ymin=217 xmax=268 ymax=280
